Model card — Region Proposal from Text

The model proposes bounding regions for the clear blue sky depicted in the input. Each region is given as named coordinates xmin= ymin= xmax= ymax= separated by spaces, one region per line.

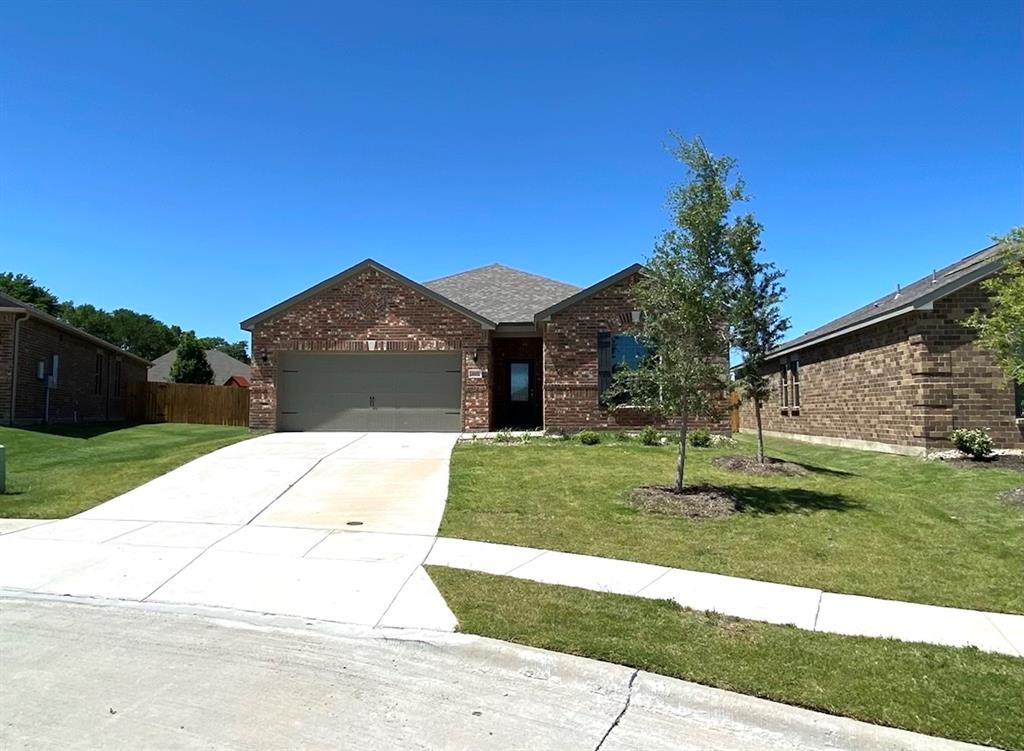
xmin=3 ymin=1 xmax=1022 ymax=345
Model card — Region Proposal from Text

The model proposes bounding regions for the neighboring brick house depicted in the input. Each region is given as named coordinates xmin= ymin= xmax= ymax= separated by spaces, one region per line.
xmin=738 ymin=242 xmax=1022 ymax=455
xmin=0 ymin=293 xmax=149 ymax=424
xmin=241 ymin=259 xmax=730 ymax=433
xmin=148 ymin=348 xmax=252 ymax=386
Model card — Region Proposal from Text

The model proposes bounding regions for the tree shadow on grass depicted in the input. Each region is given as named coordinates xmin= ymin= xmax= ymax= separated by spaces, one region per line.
xmin=7 ymin=422 xmax=137 ymax=440
xmin=786 ymin=461 xmax=856 ymax=478
xmin=731 ymin=485 xmax=863 ymax=515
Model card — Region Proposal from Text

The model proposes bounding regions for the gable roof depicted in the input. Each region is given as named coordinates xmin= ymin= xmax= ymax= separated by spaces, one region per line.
xmin=533 ymin=264 xmax=644 ymax=322
xmin=424 ymin=264 xmax=581 ymax=324
xmin=148 ymin=348 xmax=252 ymax=385
xmin=0 ymin=292 xmax=151 ymax=366
xmin=240 ymin=259 xmax=497 ymax=331
xmin=768 ymin=241 xmax=1005 ymax=359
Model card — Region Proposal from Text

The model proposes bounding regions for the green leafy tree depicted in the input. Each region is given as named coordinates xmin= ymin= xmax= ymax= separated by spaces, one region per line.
xmin=170 ymin=331 xmax=215 ymax=384
xmin=196 ymin=336 xmax=251 ymax=364
xmin=609 ymin=136 xmax=740 ymax=493
xmin=0 ymin=273 xmax=60 ymax=314
xmin=731 ymin=214 xmax=789 ymax=463
xmin=967 ymin=227 xmax=1024 ymax=396
xmin=60 ymin=303 xmax=178 ymax=360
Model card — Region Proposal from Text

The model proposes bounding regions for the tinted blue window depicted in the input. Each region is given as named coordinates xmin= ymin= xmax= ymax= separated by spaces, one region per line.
xmin=510 ymin=362 xmax=530 ymax=402
xmin=612 ymin=335 xmax=647 ymax=369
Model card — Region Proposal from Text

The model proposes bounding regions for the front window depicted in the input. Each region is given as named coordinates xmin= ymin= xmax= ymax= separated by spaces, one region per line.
xmin=598 ymin=332 xmax=649 ymax=403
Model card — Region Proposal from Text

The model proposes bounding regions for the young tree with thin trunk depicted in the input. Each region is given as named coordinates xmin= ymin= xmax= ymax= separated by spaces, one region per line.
xmin=730 ymin=215 xmax=789 ymax=463
xmin=609 ymin=136 xmax=741 ymax=493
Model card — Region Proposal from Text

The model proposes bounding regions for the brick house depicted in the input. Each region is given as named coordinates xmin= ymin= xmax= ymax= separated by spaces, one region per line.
xmin=0 ymin=293 xmax=149 ymax=424
xmin=241 ymin=259 xmax=730 ymax=433
xmin=738 ymin=241 xmax=1023 ymax=455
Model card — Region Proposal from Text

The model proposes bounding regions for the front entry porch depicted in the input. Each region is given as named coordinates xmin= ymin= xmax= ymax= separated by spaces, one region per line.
xmin=491 ymin=336 xmax=543 ymax=430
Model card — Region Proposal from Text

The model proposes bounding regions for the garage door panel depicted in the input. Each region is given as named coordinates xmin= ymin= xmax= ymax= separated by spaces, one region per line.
xmin=278 ymin=353 xmax=462 ymax=432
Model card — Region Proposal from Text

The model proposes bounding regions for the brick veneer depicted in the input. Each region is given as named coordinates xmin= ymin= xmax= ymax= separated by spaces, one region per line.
xmin=4 ymin=316 xmax=146 ymax=423
xmin=0 ymin=313 xmax=15 ymax=422
xmin=739 ymin=280 xmax=1024 ymax=452
xmin=248 ymin=267 xmax=492 ymax=431
xmin=542 ymin=274 xmax=731 ymax=433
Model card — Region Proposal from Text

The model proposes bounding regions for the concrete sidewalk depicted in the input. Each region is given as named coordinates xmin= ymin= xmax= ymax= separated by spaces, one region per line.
xmin=0 ymin=595 xmax=987 ymax=751
xmin=0 ymin=432 xmax=459 ymax=631
xmin=426 ymin=537 xmax=1024 ymax=657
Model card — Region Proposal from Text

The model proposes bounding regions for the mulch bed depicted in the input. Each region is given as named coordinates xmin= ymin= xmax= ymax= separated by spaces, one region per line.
xmin=711 ymin=455 xmax=808 ymax=477
xmin=627 ymin=485 xmax=736 ymax=519
xmin=938 ymin=454 xmax=1024 ymax=471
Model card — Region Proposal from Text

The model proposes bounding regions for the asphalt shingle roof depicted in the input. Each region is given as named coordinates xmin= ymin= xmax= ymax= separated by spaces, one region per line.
xmin=772 ymin=241 xmax=1004 ymax=356
xmin=423 ymin=264 xmax=580 ymax=324
xmin=148 ymin=349 xmax=252 ymax=385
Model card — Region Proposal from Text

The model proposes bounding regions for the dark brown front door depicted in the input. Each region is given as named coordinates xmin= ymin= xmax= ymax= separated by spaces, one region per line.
xmin=504 ymin=359 xmax=541 ymax=429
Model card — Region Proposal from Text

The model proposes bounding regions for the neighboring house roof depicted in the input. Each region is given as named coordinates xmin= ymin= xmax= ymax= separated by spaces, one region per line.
xmin=768 ymin=241 xmax=1005 ymax=360
xmin=241 ymin=259 xmax=497 ymax=331
xmin=424 ymin=264 xmax=581 ymax=324
xmin=0 ymin=292 xmax=151 ymax=366
xmin=148 ymin=348 xmax=252 ymax=385
xmin=533 ymin=264 xmax=644 ymax=322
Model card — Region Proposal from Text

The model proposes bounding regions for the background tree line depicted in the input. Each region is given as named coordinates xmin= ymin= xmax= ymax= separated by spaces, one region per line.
xmin=0 ymin=272 xmax=249 ymax=364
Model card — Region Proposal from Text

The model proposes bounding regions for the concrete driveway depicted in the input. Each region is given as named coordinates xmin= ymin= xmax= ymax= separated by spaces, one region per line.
xmin=0 ymin=432 xmax=459 ymax=630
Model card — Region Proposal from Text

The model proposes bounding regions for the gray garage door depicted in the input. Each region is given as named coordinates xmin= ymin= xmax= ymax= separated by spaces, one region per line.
xmin=277 ymin=352 xmax=462 ymax=432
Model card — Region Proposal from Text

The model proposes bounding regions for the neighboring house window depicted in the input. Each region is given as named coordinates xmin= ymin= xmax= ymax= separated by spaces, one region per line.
xmin=779 ymin=362 xmax=788 ymax=410
xmin=113 ymin=359 xmax=123 ymax=397
xmin=94 ymin=353 xmax=104 ymax=395
xmin=598 ymin=332 xmax=649 ymax=404
xmin=789 ymin=361 xmax=800 ymax=410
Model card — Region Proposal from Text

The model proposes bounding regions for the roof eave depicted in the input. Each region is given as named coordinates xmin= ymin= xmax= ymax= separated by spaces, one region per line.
xmin=0 ymin=300 xmax=152 ymax=366
xmin=533 ymin=263 xmax=644 ymax=323
xmin=240 ymin=259 xmax=497 ymax=331
xmin=763 ymin=255 xmax=1004 ymax=361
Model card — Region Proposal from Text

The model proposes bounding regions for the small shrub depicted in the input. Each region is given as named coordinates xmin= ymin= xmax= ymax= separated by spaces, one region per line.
xmin=709 ymin=434 xmax=737 ymax=447
xmin=688 ymin=428 xmax=712 ymax=448
xmin=578 ymin=430 xmax=601 ymax=445
xmin=614 ymin=431 xmax=632 ymax=442
xmin=639 ymin=426 xmax=660 ymax=446
xmin=494 ymin=429 xmax=515 ymax=444
xmin=950 ymin=428 xmax=994 ymax=459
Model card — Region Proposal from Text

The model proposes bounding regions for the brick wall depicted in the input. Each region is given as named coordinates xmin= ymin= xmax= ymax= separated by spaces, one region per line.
xmin=12 ymin=317 xmax=146 ymax=423
xmin=921 ymin=282 xmax=1023 ymax=448
xmin=738 ymin=279 xmax=1024 ymax=452
xmin=0 ymin=313 xmax=16 ymax=423
xmin=542 ymin=274 xmax=731 ymax=433
xmin=249 ymin=267 xmax=492 ymax=431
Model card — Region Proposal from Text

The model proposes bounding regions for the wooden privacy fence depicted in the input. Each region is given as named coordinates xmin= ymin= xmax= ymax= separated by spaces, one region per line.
xmin=127 ymin=382 xmax=250 ymax=427
xmin=729 ymin=390 xmax=741 ymax=434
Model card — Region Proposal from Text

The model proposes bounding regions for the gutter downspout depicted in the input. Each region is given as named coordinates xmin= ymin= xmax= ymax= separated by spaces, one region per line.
xmin=10 ymin=311 xmax=28 ymax=425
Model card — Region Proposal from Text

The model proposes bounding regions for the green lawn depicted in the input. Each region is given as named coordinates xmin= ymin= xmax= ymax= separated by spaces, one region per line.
xmin=429 ymin=567 xmax=1024 ymax=750
xmin=0 ymin=423 xmax=254 ymax=518
xmin=439 ymin=434 xmax=1024 ymax=613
